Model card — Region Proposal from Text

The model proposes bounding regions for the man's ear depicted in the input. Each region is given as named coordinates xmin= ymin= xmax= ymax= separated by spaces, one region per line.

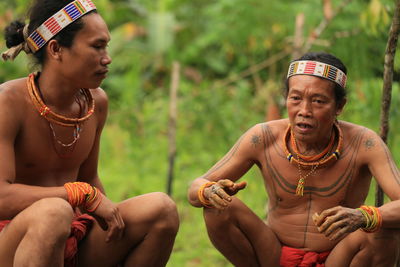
xmin=46 ymin=40 xmax=63 ymax=61
xmin=336 ymin=97 xmax=347 ymax=116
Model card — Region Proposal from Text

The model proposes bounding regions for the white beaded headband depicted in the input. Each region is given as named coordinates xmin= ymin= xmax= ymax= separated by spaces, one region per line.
xmin=26 ymin=0 xmax=97 ymax=53
xmin=287 ymin=60 xmax=347 ymax=88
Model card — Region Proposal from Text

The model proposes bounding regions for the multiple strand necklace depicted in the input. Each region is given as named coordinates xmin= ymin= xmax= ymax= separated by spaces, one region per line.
xmin=27 ymin=73 xmax=95 ymax=156
xmin=27 ymin=73 xmax=95 ymax=127
xmin=282 ymin=123 xmax=343 ymax=196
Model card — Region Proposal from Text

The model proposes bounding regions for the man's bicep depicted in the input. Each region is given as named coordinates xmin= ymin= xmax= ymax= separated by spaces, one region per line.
xmin=0 ymin=103 xmax=19 ymax=183
xmin=0 ymin=141 xmax=16 ymax=183
xmin=366 ymin=134 xmax=400 ymax=200
xmin=78 ymin=89 xmax=108 ymax=188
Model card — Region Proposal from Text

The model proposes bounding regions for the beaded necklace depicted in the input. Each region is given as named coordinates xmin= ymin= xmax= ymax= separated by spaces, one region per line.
xmin=27 ymin=73 xmax=95 ymax=127
xmin=283 ymin=123 xmax=342 ymax=168
xmin=27 ymin=72 xmax=94 ymax=157
xmin=282 ymin=123 xmax=343 ymax=196
xmin=290 ymin=128 xmax=335 ymax=162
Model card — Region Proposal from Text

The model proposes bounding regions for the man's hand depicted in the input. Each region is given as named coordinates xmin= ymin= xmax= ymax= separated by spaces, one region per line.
xmin=203 ymin=179 xmax=247 ymax=210
xmin=312 ymin=206 xmax=366 ymax=241
xmin=89 ymin=192 xmax=125 ymax=242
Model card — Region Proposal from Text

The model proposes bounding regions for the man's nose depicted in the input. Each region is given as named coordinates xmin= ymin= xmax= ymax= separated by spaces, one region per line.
xmin=298 ymin=100 xmax=312 ymax=117
xmin=101 ymin=53 xmax=112 ymax=66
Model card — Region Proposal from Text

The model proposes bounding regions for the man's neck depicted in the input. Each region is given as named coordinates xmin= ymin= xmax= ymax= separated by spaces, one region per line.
xmin=294 ymin=130 xmax=334 ymax=156
xmin=37 ymin=68 xmax=81 ymax=110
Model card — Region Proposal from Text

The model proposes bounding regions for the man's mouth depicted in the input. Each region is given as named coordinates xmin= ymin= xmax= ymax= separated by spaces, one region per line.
xmin=297 ymin=123 xmax=313 ymax=129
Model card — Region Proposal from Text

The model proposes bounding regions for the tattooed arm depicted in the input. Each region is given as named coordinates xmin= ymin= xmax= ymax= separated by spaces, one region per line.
xmin=314 ymin=126 xmax=400 ymax=240
xmin=187 ymin=123 xmax=267 ymax=208
xmin=362 ymin=129 xmax=400 ymax=228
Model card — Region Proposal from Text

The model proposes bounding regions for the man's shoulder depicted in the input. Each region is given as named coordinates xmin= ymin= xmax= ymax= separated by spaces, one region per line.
xmin=339 ymin=120 xmax=377 ymax=137
xmin=252 ymin=119 xmax=289 ymax=134
xmin=247 ymin=119 xmax=288 ymax=144
xmin=90 ymin=87 xmax=108 ymax=107
xmin=0 ymin=77 xmax=27 ymax=92
xmin=0 ymin=78 xmax=28 ymax=106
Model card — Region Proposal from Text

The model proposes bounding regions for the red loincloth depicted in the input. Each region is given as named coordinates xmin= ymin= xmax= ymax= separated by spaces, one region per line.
xmin=280 ymin=246 xmax=331 ymax=267
xmin=0 ymin=213 xmax=94 ymax=267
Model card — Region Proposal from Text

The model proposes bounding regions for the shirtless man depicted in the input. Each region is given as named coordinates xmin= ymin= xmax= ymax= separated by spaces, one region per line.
xmin=0 ymin=0 xmax=179 ymax=266
xmin=188 ymin=52 xmax=400 ymax=266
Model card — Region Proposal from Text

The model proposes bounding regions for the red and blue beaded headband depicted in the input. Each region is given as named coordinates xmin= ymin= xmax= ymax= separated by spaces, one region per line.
xmin=287 ymin=60 xmax=347 ymax=88
xmin=26 ymin=0 xmax=97 ymax=53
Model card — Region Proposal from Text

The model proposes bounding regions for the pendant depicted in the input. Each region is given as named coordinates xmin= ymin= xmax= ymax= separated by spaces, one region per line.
xmin=296 ymin=177 xmax=305 ymax=196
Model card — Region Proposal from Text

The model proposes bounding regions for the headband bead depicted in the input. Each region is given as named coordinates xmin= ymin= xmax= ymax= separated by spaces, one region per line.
xmin=26 ymin=0 xmax=97 ymax=53
xmin=287 ymin=60 xmax=347 ymax=88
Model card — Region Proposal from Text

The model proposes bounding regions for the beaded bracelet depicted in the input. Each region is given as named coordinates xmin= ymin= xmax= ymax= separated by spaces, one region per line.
xmin=357 ymin=205 xmax=382 ymax=233
xmin=197 ymin=181 xmax=216 ymax=208
xmin=64 ymin=182 xmax=102 ymax=212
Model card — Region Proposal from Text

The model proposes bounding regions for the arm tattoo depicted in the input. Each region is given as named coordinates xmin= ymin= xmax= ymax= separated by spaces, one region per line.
xmin=201 ymin=136 xmax=243 ymax=179
xmin=201 ymin=125 xmax=259 ymax=179
xmin=251 ymin=134 xmax=262 ymax=148
xmin=364 ymin=138 xmax=375 ymax=151
xmin=379 ymin=139 xmax=400 ymax=185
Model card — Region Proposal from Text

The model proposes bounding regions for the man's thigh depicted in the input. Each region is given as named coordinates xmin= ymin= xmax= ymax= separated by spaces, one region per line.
xmin=77 ymin=193 xmax=176 ymax=267
xmin=0 ymin=220 xmax=25 ymax=266
xmin=326 ymin=229 xmax=400 ymax=267
xmin=204 ymin=197 xmax=282 ymax=266
xmin=0 ymin=206 xmax=42 ymax=266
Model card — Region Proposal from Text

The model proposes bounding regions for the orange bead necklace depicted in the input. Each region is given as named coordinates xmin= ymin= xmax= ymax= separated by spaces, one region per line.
xmin=27 ymin=73 xmax=95 ymax=127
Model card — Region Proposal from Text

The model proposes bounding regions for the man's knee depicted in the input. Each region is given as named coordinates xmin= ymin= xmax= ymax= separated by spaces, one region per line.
xmin=149 ymin=192 xmax=179 ymax=232
xmin=331 ymin=229 xmax=400 ymax=266
xmin=364 ymin=229 xmax=400 ymax=265
xmin=203 ymin=197 xmax=241 ymax=229
xmin=26 ymin=198 xmax=73 ymax=238
xmin=124 ymin=192 xmax=179 ymax=233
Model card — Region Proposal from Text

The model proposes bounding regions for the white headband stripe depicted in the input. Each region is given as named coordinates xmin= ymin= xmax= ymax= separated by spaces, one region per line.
xmin=287 ymin=60 xmax=347 ymax=88
xmin=27 ymin=0 xmax=97 ymax=52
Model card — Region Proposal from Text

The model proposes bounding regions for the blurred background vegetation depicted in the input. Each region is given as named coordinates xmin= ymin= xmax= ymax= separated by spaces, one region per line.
xmin=1 ymin=0 xmax=400 ymax=265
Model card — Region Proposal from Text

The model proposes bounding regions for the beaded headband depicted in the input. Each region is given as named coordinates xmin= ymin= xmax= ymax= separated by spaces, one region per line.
xmin=26 ymin=0 xmax=97 ymax=53
xmin=287 ymin=60 xmax=347 ymax=88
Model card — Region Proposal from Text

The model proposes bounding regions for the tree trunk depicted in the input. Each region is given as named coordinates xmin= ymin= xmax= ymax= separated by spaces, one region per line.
xmin=167 ymin=61 xmax=180 ymax=196
xmin=376 ymin=0 xmax=400 ymax=207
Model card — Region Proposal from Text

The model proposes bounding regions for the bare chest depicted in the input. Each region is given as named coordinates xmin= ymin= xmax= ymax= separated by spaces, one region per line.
xmin=14 ymin=110 xmax=97 ymax=183
xmin=259 ymin=145 xmax=372 ymax=211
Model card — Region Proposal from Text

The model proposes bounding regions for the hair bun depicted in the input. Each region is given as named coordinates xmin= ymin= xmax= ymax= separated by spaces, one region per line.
xmin=5 ymin=20 xmax=26 ymax=48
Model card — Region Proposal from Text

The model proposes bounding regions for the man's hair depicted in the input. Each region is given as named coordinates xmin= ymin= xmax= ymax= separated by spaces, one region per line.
xmin=284 ymin=52 xmax=347 ymax=105
xmin=4 ymin=0 xmax=97 ymax=65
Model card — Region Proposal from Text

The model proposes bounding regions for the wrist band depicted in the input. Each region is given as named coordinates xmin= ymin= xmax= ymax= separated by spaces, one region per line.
xmin=357 ymin=205 xmax=382 ymax=233
xmin=64 ymin=182 xmax=102 ymax=212
xmin=197 ymin=181 xmax=216 ymax=208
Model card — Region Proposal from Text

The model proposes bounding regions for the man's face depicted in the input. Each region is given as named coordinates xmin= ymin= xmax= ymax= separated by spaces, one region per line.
xmin=286 ymin=75 xmax=343 ymax=142
xmin=60 ymin=13 xmax=111 ymax=89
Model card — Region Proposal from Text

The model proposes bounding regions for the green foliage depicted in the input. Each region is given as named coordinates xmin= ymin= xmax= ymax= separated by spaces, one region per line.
xmin=1 ymin=0 xmax=400 ymax=265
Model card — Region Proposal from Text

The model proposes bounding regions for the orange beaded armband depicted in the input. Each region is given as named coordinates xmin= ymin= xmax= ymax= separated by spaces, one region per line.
xmin=197 ymin=181 xmax=216 ymax=208
xmin=64 ymin=182 xmax=103 ymax=212
xmin=357 ymin=205 xmax=382 ymax=233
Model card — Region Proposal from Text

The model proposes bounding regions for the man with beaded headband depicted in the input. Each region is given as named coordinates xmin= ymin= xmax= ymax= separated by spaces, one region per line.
xmin=188 ymin=51 xmax=400 ymax=266
xmin=0 ymin=0 xmax=179 ymax=266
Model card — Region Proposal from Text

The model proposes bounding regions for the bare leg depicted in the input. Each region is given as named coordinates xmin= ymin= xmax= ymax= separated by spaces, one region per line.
xmin=0 ymin=198 xmax=74 ymax=267
xmin=77 ymin=192 xmax=179 ymax=267
xmin=203 ymin=197 xmax=281 ymax=267
xmin=326 ymin=228 xmax=400 ymax=267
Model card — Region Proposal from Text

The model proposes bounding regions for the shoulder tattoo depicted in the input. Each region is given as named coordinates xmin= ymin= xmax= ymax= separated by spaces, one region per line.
xmin=251 ymin=134 xmax=262 ymax=148
xmin=364 ymin=137 xmax=375 ymax=151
